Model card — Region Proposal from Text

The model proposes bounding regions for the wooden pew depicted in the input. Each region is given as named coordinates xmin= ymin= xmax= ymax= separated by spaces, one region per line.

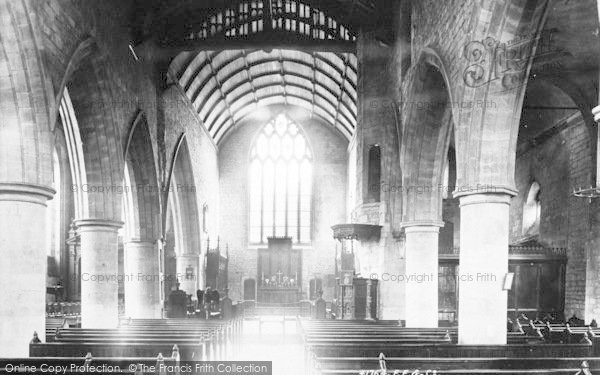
xmin=313 ymin=355 xmax=600 ymax=374
xmin=30 ymin=319 xmax=241 ymax=360
xmin=4 ymin=349 xmax=179 ymax=375
xmin=306 ymin=342 xmax=594 ymax=359
xmin=301 ymin=319 xmax=596 ymax=374
xmin=45 ymin=335 xmax=212 ymax=360
xmin=300 ymin=322 xmax=544 ymax=345
xmin=31 ymin=341 xmax=204 ymax=362
xmin=46 ymin=316 xmax=81 ymax=341
xmin=315 ymin=358 xmax=598 ymax=375
xmin=43 ymin=317 xmax=242 ymax=361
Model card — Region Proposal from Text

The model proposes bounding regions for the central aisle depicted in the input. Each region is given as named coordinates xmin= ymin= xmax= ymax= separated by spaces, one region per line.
xmin=229 ymin=318 xmax=305 ymax=375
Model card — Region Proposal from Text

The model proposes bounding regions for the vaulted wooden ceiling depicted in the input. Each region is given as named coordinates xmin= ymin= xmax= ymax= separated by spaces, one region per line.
xmin=168 ymin=48 xmax=357 ymax=144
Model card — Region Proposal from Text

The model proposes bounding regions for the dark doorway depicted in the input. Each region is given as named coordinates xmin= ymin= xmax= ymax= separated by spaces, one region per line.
xmin=243 ymin=279 xmax=256 ymax=301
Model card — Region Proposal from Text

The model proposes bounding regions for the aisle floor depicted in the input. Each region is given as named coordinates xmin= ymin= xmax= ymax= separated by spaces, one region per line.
xmin=228 ymin=319 xmax=305 ymax=375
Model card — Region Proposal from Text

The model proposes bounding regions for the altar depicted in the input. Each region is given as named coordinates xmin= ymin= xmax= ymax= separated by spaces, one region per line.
xmin=257 ymin=237 xmax=302 ymax=303
xmin=257 ymin=288 xmax=302 ymax=304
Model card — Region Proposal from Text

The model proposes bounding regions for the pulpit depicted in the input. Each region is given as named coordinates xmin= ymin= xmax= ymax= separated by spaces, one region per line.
xmin=257 ymin=237 xmax=302 ymax=303
xmin=332 ymin=223 xmax=381 ymax=320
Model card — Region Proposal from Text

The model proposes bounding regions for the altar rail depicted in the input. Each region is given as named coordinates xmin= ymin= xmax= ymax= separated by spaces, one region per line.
xmin=241 ymin=300 xmax=312 ymax=318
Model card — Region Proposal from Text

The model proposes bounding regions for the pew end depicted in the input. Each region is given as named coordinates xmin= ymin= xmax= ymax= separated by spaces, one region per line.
xmin=378 ymin=353 xmax=387 ymax=373
xmin=156 ymin=353 xmax=165 ymax=375
xmin=30 ymin=331 xmax=41 ymax=344
xmin=172 ymin=344 xmax=181 ymax=361
xmin=578 ymin=360 xmax=592 ymax=375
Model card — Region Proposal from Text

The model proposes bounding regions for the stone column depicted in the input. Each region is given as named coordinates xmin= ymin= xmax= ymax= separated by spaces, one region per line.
xmin=378 ymin=238 xmax=405 ymax=320
xmin=76 ymin=219 xmax=123 ymax=328
xmin=177 ymin=253 xmax=200 ymax=296
xmin=585 ymin=105 xmax=600 ymax=322
xmin=457 ymin=192 xmax=514 ymax=345
xmin=0 ymin=183 xmax=55 ymax=356
xmin=124 ymin=240 xmax=162 ymax=318
xmin=403 ymin=222 xmax=443 ymax=328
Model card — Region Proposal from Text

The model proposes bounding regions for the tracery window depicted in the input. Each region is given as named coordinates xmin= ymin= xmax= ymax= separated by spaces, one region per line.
xmin=249 ymin=114 xmax=312 ymax=244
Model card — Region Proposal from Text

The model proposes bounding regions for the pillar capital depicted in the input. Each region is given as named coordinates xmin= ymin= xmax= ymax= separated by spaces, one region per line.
xmin=592 ymin=105 xmax=600 ymax=123
xmin=457 ymin=190 xmax=517 ymax=207
xmin=74 ymin=219 xmax=124 ymax=232
xmin=401 ymin=220 xmax=445 ymax=232
xmin=0 ymin=182 xmax=55 ymax=206
xmin=453 ymin=186 xmax=517 ymax=200
xmin=123 ymin=239 xmax=159 ymax=246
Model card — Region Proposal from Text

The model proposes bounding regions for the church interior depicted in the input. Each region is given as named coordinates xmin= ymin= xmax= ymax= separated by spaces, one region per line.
xmin=3 ymin=0 xmax=600 ymax=373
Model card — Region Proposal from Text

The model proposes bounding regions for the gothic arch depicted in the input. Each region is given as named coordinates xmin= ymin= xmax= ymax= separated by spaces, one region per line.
xmin=400 ymin=49 xmax=455 ymax=225
xmin=122 ymin=112 xmax=161 ymax=242
xmin=57 ymin=37 xmax=125 ymax=221
xmin=165 ymin=135 xmax=201 ymax=256
xmin=453 ymin=0 xmax=552 ymax=193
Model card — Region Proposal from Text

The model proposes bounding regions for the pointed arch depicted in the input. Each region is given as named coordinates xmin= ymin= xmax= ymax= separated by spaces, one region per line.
xmin=122 ymin=112 xmax=161 ymax=242
xmin=400 ymin=48 xmax=455 ymax=225
xmin=165 ymin=135 xmax=201 ymax=256
xmin=58 ymin=37 xmax=125 ymax=221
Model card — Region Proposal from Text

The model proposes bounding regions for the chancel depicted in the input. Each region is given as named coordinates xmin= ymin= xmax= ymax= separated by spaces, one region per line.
xmin=2 ymin=0 xmax=600 ymax=374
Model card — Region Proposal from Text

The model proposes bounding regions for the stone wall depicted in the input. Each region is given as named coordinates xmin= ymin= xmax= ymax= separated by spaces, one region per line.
xmin=218 ymin=105 xmax=347 ymax=302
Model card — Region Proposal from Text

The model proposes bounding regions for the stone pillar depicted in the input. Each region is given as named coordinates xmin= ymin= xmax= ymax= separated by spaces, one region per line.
xmin=403 ymin=222 xmax=442 ymax=328
xmin=585 ymin=106 xmax=600 ymax=322
xmin=457 ymin=192 xmax=514 ymax=345
xmin=76 ymin=219 xmax=123 ymax=328
xmin=378 ymin=239 xmax=405 ymax=320
xmin=0 ymin=183 xmax=55 ymax=356
xmin=177 ymin=253 xmax=200 ymax=296
xmin=124 ymin=240 xmax=162 ymax=318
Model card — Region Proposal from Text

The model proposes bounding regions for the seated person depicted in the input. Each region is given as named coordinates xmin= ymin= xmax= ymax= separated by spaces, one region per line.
xmin=567 ymin=313 xmax=585 ymax=327
xmin=211 ymin=289 xmax=221 ymax=311
xmin=167 ymin=283 xmax=187 ymax=318
xmin=196 ymin=289 xmax=205 ymax=308
xmin=204 ymin=287 xmax=213 ymax=315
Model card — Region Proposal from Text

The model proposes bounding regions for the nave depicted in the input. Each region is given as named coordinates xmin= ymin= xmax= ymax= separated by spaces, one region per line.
xmin=7 ymin=313 xmax=600 ymax=374
xmin=4 ymin=0 xmax=600 ymax=373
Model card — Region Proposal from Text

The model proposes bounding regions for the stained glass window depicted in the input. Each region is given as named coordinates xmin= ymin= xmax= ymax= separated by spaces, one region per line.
xmin=250 ymin=114 xmax=312 ymax=244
